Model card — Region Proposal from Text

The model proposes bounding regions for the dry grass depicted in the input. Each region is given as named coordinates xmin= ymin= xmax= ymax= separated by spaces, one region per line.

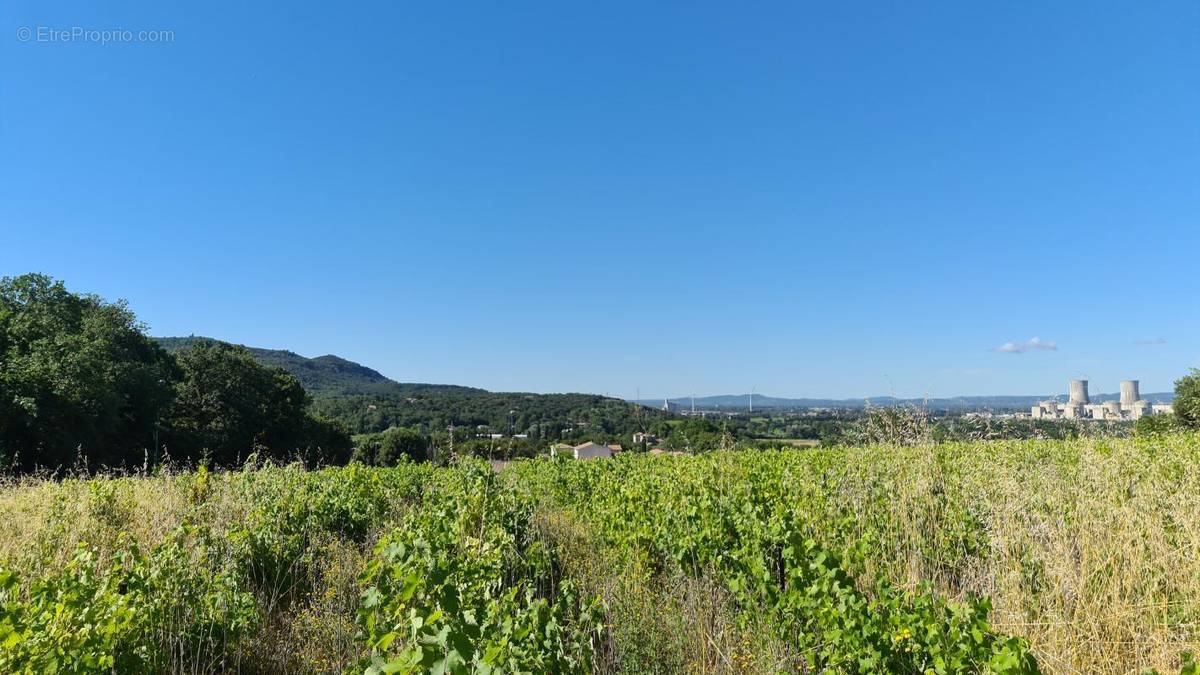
xmin=0 ymin=466 xmax=390 ymax=675
xmin=0 ymin=471 xmax=235 ymax=575
xmin=534 ymin=508 xmax=793 ymax=674
xmin=241 ymin=536 xmax=370 ymax=673
xmin=819 ymin=435 xmax=1200 ymax=674
xmin=960 ymin=437 xmax=1200 ymax=674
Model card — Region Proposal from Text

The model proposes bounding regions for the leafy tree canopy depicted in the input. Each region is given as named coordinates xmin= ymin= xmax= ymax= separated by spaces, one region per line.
xmin=0 ymin=274 xmax=176 ymax=470
xmin=1175 ymin=369 xmax=1200 ymax=430
xmin=0 ymin=274 xmax=350 ymax=472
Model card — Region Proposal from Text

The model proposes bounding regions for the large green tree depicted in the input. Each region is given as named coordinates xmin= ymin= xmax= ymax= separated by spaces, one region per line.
xmin=1175 ymin=369 xmax=1200 ymax=429
xmin=166 ymin=340 xmax=349 ymax=464
xmin=0 ymin=274 xmax=177 ymax=470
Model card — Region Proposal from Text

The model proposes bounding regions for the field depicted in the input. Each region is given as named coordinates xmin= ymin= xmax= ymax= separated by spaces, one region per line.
xmin=1 ymin=435 xmax=1199 ymax=674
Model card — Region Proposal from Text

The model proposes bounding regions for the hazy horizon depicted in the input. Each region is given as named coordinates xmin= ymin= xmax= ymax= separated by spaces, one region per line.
xmin=151 ymin=332 xmax=1182 ymax=402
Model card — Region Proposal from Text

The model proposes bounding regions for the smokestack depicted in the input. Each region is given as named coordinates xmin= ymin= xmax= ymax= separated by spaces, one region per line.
xmin=1069 ymin=379 xmax=1089 ymax=404
xmin=1120 ymin=380 xmax=1140 ymax=406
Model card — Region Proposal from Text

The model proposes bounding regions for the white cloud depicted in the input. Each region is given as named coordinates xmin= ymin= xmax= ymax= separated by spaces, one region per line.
xmin=1134 ymin=338 xmax=1167 ymax=347
xmin=993 ymin=337 xmax=1057 ymax=354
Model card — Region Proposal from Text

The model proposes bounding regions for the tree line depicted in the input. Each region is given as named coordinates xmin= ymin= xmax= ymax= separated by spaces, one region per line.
xmin=0 ymin=274 xmax=350 ymax=472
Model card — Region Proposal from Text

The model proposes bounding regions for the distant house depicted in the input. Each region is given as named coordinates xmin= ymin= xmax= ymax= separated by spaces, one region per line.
xmin=633 ymin=432 xmax=656 ymax=444
xmin=552 ymin=442 xmax=617 ymax=459
xmin=573 ymin=442 xmax=614 ymax=459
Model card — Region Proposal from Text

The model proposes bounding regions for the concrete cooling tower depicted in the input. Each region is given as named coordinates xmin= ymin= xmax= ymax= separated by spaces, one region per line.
xmin=1120 ymin=380 xmax=1140 ymax=406
xmin=1032 ymin=378 xmax=1169 ymax=421
xmin=1069 ymin=379 xmax=1090 ymax=405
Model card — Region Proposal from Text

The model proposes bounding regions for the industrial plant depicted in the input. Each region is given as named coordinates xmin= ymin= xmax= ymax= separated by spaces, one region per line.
xmin=1030 ymin=379 xmax=1173 ymax=421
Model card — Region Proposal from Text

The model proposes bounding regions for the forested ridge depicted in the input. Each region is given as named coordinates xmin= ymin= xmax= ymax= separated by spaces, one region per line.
xmin=156 ymin=337 xmax=672 ymax=440
xmin=155 ymin=337 xmax=484 ymax=399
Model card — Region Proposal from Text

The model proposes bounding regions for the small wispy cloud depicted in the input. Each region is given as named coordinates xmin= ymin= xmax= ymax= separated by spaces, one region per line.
xmin=1134 ymin=338 xmax=1167 ymax=347
xmin=992 ymin=337 xmax=1057 ymax=354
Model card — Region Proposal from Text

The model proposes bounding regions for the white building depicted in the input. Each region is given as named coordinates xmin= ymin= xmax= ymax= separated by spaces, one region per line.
xmin=550 ymin=442 xmax=618 ymax=459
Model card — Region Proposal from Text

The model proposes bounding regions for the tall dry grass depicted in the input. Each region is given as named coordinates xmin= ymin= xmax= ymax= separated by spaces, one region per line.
xmin=816 ymin=434 xmax=1200 ymax=674
xmin=0 ymin=464 xmax=390 ymax=674
xmin=533 ymin=508 xmax=793 ymax=674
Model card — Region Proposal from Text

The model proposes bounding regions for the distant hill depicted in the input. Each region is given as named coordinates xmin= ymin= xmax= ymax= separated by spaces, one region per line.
xmin=157 ymin=336 xmax=485 ymax=398
xmin=649 ymin=392 xmax=1175 ymax=412
xmin=156 ymin=337 xmax=666 ymax=436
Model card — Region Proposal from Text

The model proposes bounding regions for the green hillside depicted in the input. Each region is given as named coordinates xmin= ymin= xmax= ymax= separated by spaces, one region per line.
xmin=156 ymin=336 xmax=482 ymax=398
xmin=156 ymin=337 xmax=667 ymax=438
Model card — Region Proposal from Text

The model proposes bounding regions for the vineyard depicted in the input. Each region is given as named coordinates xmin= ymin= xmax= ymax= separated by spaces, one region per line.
xmin=2 ymin=435 xmax=1200 ymax=673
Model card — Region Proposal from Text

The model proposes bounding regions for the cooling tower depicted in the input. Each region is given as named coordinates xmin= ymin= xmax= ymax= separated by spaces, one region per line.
xmin=1120 ymin=380 xmax=1140 ymax=406
xmin=1069 ymin=379 xmax=1089 ymax=404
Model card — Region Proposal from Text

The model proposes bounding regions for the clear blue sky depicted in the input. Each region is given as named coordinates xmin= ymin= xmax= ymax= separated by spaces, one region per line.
xmin=3 ymin=1 xmax=1198 ymax=399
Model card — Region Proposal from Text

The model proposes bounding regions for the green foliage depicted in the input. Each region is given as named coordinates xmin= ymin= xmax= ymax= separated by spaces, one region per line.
xmin=156 ymin=336 xmax=485 ymax=400
xmin=226 ymin=463 xmax=431 ymax=606
xmin=166 ymin=340 xmax=315 ymax=464
xmin=357 ymin=462 xmax=604 ymax=674
xmin=0 ymin=275 xmax=351 ymax=472
xmin=43 ymin=446 xmax=1200 ymax=672
xmin=0 ymin=463 xmax=434 ymax=673
xmin=0 ymin=273 xmax=177 ymax=471
xmin=1137 ymin=413 xmax=1182 ymax=436
xmin=446 ymin=437 xmax=541 ymax=461
xmin=321 ymin=391 xmax=669 ymax=443
xmin=300 ymin=414 xmax=355 ymax=465
xmin=164 ymin=340 xmax=352 ymax=466
xmin=655 ymin=417 xmax=735 ymax=453
xmin=509 ymin=450 xmax=1041 ymax=673
xmin=1175 ymin=370 xmax=1200 ymax=429
xmin=159 ymin=336 xmax=673 ymax=445
xmin=353 ymin=427 xmax=430 ymax=465
xmin=0 ymin=531 xmax=258 ymax=674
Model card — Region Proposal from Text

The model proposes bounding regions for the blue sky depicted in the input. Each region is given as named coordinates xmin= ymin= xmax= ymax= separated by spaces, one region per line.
xmin=3 ymin=1 xmax=1197 ymax=399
